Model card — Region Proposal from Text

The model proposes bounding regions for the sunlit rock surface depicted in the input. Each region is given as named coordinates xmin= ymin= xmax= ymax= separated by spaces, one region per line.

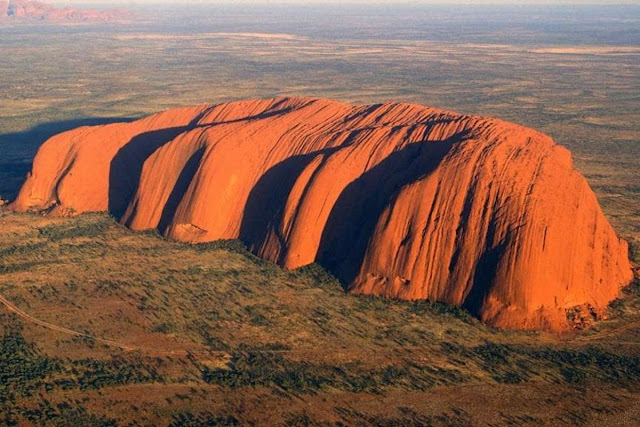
xmin=13 ymin=97 xmax=633 ymax=331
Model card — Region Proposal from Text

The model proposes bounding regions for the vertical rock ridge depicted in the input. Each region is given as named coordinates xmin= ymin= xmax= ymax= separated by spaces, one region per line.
xmin=12 ymin=97 xmax=634 ymax=331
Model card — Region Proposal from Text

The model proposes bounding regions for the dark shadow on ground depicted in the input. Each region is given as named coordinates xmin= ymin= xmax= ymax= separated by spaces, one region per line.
xmin=0 ymin=117 xmax=136 ymax=200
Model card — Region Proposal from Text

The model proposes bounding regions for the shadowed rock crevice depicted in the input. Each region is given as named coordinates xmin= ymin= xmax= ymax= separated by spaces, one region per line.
xmin=0 ymin=117 xmax=135 ymax=201
xmin=108 ymin=112 xmax=209 ymax=219
xmin=210 ymin=107 xmax=295 ymax=127
xmin=464 ymin=240 xmax=509 ymax=317
xmin=155 ymin=146 xmax=208 ymax=233
xmin=317 ymin=132 xmax=469 ymax=288
xmin=239 ymin=147 xmax=341 ymax=263
xmin=12 ymin=97 xmax=633 ymax=331
xmin=109 ymin=126 xmax=197 ymax=219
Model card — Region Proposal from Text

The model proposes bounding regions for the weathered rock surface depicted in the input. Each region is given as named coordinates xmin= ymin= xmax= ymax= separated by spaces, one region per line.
xmin=12 ymin=97 xmax=633 ymax=331
xmin=0 ymin=0 xmax=130 ymax=22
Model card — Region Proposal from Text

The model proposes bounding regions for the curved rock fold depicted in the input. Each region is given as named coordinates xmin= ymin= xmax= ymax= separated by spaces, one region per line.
xmin=12 ymin=96 xmax=633 ymax=330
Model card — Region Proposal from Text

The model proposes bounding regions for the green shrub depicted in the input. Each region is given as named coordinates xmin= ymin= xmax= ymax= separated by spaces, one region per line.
xmin=560 ymin=367 xmax=587 ymax=383
xmin=291 ymin=263 xmax=342 ymax=289
xmin=190 ymin=239 xmax=249 ymax=255
xmin=201 ymin=352 xmax=465 ymax=393
xmin=409 ymin=300 xmax=476 ymax=323
xmin=38 ymin=217 xmax=111 ymax=242
xmin=169 ymin=411 xmax=240 ymax=427
xmin=0 ymin=316 xmax=63 ymax=402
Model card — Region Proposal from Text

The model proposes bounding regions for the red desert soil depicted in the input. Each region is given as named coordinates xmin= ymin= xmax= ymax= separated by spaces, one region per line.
xmin=11 ymin=96 xmax=633 ymax=331
xmin=0 ymin=0 xmax=129 ymax=22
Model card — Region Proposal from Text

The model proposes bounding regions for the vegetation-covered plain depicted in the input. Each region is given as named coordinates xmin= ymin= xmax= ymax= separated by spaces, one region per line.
xmin=0 ymin=4 xmax=638 ymax=425
xmin=0 ymin=211 xmax=638 ymax=425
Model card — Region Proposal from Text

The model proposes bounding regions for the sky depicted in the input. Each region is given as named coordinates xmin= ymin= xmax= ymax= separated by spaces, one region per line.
xmin=52 ymin=1 xmax=637 ymax=4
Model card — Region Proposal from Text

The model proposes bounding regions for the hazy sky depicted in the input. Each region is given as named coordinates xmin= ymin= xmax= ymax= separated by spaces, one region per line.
xmin=53 ymin=1 xmax=637 ymax=4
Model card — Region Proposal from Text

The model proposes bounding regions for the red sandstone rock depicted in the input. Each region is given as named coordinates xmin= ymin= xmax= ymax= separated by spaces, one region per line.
xmin=12 ymin=97 xmax=633 ymax=331
xmin=0 ymin=1 xmax=9 ymax=17
xmin=1 ymin=0 xmax=130 ymax=21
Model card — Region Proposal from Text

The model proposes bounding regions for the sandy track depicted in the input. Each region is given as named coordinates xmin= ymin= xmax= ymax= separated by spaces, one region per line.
xmin=0 ymin=293 xmax=222 ymax=356
xmin=574 ymin=319 xmax=640 ymax=343
xmin=2 ymin=292 xmax=638 ymax=359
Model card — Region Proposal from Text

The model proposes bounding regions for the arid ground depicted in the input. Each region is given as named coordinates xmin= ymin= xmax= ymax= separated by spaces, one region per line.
xmin=0 ymin=212 xmax=639 ymax=425
xmin=0 ymin=4 xmax=638 ymax=425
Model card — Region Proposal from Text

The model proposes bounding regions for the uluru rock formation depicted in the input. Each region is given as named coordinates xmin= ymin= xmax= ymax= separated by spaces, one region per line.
xmin=12 ymin=97 xmax=633 ymax=331
xmin=0 ymin=0 xmax=130 ymax=22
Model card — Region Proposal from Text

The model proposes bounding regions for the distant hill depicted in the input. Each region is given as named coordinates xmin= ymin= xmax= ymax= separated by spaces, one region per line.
xmin=0 ymin=0 xmax=131 ymax=22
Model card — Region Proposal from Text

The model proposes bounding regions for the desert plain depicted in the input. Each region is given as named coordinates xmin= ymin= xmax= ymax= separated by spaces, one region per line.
xmin=0 ymin=4 xmax=638 ymax=426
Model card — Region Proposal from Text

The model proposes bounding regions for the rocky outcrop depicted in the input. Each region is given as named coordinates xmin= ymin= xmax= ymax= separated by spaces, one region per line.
xmin=0 ymin=1 xmax=9 ymax=18
xmin=12 ymin=97 xmax=633 ymax=331
xmin=0 ymin=0 xmax=130 ymax=22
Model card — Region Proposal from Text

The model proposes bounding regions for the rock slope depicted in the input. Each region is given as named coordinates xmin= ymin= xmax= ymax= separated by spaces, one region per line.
xmin=12 ymin=97 xmax=633 ymax=330
xmin=0 ymin=0 xmax=130 ymax=22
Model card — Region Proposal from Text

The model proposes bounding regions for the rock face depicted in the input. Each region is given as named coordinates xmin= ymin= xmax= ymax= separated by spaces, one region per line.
xmin=0 ymin=0 xmax=130 ymax=22
xmin=12 ymin=97 xmax=633 ymax=331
